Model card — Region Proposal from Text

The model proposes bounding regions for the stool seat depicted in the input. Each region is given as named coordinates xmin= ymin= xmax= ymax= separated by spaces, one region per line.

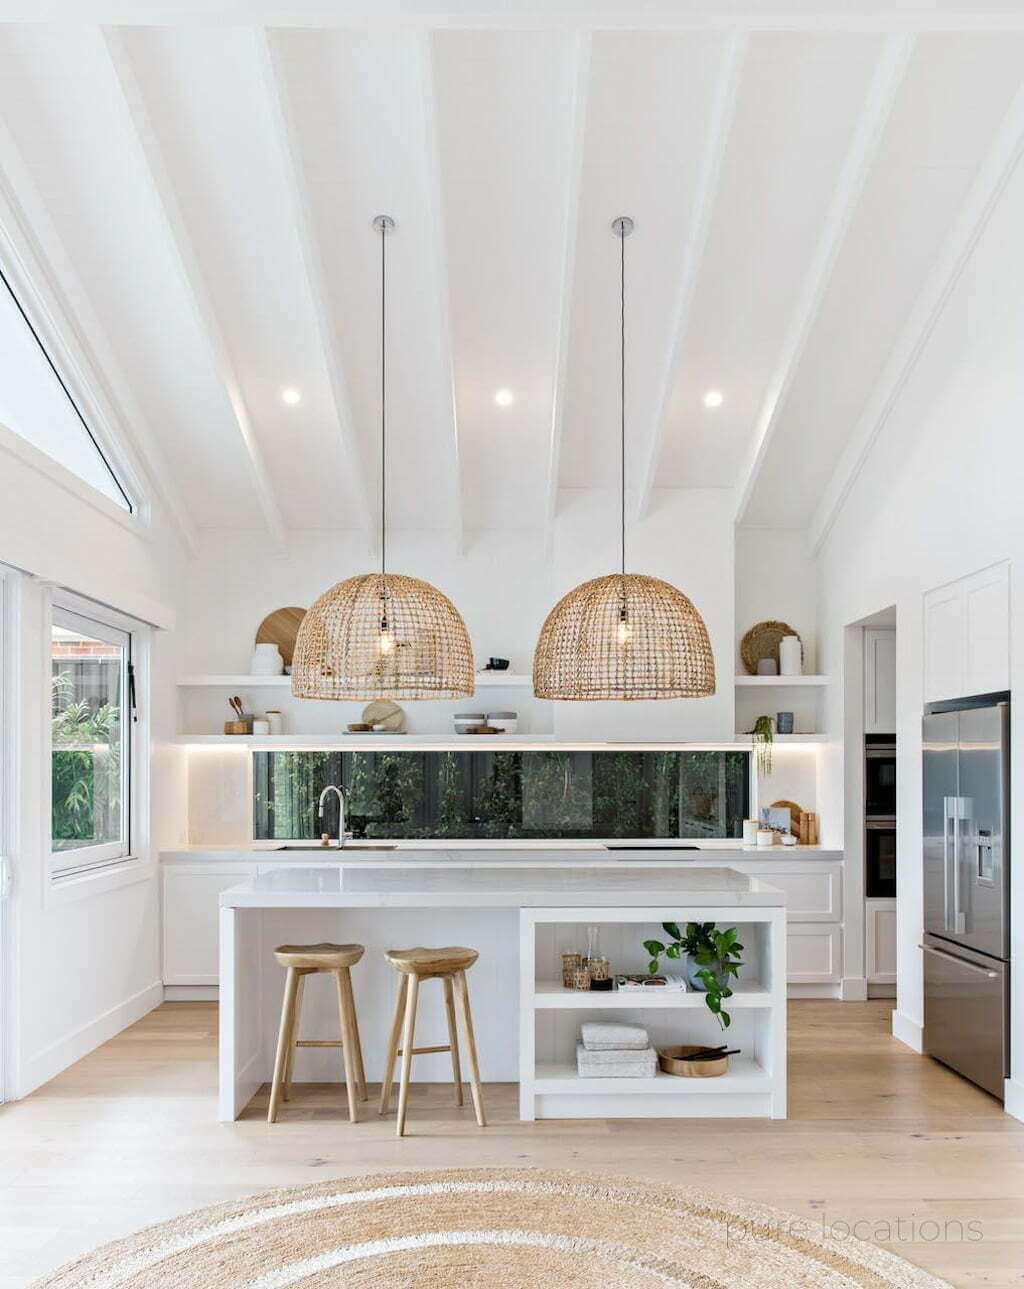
xmin=384 ymin=946 xmax=478 ymax=977
xmin=274 ymin=943 xmax=365 ymax=971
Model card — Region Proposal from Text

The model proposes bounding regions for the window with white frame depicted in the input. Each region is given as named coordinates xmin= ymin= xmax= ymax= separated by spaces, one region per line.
xmin=49 ymin=603 xmax=135 ymax=875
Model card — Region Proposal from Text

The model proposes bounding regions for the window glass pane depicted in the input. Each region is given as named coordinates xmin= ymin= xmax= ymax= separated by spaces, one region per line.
xmin=253 ymin=750 xmax=750 ymax=842
xmin=51 ymin=621 xmax=126 ymax=855
xmin=0 ymin=273 xmax=131 ymax=511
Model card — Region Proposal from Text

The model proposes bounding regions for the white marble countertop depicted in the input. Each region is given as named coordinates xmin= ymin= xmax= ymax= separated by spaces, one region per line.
xmin=165 ymin=842 xmax=841 ymax=866
xmin=219 ymin=863 xmax=786 ymax=908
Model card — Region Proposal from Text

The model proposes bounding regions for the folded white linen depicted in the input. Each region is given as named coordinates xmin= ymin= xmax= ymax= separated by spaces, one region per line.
xmin=576 ymin=1043 xmax=657 ymax=1079
xmin=580 ymin=1021 xmax=649 ymax=1051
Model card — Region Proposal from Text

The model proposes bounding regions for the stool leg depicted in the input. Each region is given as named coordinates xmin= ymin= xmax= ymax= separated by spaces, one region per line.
xmin=454 ymin=970 xmax=486 ymax=1127
xmin=443 ymin=975 xmax=464 ymax=1106
xmin=334 ymin=971 xmax=360 ymax=1124
xmin=282 ymin=973 xmax=305 ymax=1102
xmin=340 ymin=966 xmax=367 ymax=1102
xmin=396 ymin=973 xmax=420 ymax=1138
xmin=379 ymin=975 xmax=408 ymax=1116
xmin=268 ymin=967 xmax=299 ymax=1124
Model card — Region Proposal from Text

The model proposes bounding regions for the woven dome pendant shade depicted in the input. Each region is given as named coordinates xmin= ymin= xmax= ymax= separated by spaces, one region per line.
xmin=292 ymin=572 xmax=474 ymax=701
xmin=291 ymin=214 xmax=474 ymax=703
xmin=533 ymin=573 xmax=715 ymax=700
xmin=533 ymin=215 xmax=715 ymax=702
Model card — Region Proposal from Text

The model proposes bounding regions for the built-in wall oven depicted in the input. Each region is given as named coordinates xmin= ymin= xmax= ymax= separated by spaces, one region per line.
xmin=865 ymin=735 xmax=897 ymax=898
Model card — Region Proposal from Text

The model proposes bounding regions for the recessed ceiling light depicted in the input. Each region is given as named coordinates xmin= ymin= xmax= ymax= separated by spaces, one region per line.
xmin=281 ymin=387 xmax=302 ymax=407
xmin=703 ymin=389 xmax=724 ymax=409
xmin=494 ymin=388 xmax=515 ymax=408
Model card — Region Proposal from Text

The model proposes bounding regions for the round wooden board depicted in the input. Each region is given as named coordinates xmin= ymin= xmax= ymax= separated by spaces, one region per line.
xmin=255 ymin=607 xmax=306 ymax=666
xmin=361 ymin=699 xmax=406 ymax=732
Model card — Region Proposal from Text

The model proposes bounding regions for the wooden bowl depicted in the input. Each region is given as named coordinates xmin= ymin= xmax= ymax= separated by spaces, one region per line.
xmin=658 ymin=1044 xmax=729 ymax=1078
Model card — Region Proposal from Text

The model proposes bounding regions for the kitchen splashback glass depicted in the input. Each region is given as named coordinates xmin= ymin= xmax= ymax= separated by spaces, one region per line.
xmin=252 ymin=750 xmax=750 ymax=842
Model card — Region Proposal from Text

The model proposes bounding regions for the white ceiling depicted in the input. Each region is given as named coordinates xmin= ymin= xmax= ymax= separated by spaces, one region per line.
xmin=0 ymin=4 xmax=1021 ymax=547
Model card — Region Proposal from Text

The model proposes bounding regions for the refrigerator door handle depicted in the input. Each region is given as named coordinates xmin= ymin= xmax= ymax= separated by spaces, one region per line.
xmin=942 ymin=797 xmax=954 ymax=932
xmin=952 ymin=796 xmax=965 ymax=935
xmin=920 ymin=943 xmax=999 ymax=979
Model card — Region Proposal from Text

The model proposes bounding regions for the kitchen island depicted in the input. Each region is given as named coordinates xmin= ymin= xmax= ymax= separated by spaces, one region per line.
xmin=219 ymin=863 xmax=786 ymax=1122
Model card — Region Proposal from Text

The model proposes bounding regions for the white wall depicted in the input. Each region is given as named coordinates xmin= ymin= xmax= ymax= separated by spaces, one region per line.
xmin=815 ymin=152 xmax=1024 ymax=1104
xmin=0 ymin=432 xmax=187 ymax=1096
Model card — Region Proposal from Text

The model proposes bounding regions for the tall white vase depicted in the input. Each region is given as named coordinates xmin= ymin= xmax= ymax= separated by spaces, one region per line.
xmin=779 ymin=635 xmax=802 ymax=676
xmin=251 ymin=642 xmax=284 ymax=676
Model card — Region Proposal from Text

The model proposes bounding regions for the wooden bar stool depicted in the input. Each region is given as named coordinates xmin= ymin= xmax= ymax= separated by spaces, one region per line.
xmin=268 ymin=943 xmax=367 ymax=1124
xmin=379 ymin=946 xmax=486 ymax=1137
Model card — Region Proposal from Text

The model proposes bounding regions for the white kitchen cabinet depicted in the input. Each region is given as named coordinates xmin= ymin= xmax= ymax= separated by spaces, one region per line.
xmin=786 ymin=923 xmax=842 ymax=984
xmin=963 ymin=563 xmax=1010 ymax=697
xmin=923 ymin=562 xmax=1009 ymax=703
xmin=162 ymin=864 xmax=256 ymax=985
xmin=865 ymin=898 xmax=897 ymax=984
xmin=864 ymin=628 xmax=897 ymax=733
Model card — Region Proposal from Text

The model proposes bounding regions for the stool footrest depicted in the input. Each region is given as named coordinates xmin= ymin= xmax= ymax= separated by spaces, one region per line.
xmin=295 ymin=1040 xmax=343 ymax=1049
xmin=396 ymin=1044 xmax=451 ymax=1057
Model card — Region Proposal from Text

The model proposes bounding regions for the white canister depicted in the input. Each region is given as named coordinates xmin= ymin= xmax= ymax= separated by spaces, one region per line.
xmin=742 ymin=818 xmax=759 ymax=845
xmin=266 ymin=709 xmax=284 ymax=736
xmin=251 ymin=717 xmax=271 ymax=736
xmin=756 ymin=828 xmax=775 ymax=847
xmin=486 ymin=711 xmax=518 ymax=733
xmin=779 ymin=635 xmax=802 ymax=676
xmin=251 ymin=642 xmax=284 ymax=676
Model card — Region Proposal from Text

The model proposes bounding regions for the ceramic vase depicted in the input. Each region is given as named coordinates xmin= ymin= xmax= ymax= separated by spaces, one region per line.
xmin=251 ymin=643 xmax=284 ymax=676
xmin=779 ymin=635 xmax=802 ymax=676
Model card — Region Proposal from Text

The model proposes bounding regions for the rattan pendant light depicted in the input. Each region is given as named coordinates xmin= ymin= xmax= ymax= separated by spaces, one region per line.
xmin=292 ymin=216 xmax=474 ymax=701
xmin=533 ymin=216 xmax=716 ymax=701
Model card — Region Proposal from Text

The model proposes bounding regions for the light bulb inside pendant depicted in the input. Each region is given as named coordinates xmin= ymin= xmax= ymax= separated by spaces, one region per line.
xmin=378 ymin=620 xmax=396 ymax=655
xmin=616 ymin=607 xmax=632 ymax=646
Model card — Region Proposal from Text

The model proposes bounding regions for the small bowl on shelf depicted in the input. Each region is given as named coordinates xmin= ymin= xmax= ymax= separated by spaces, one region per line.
xmin=486 ymin=711 xmax=518 ymax=733
xmin=454 ymin=713 xmax=486 ymax=734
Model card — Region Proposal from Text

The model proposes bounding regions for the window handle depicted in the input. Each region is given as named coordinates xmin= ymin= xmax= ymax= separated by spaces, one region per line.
xmin=128 ymin=662 xmax=138 ymax=724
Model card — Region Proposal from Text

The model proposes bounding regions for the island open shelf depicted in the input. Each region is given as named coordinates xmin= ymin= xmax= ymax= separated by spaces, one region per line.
xmin=519 ymin=906 xmax=786 ymax=1120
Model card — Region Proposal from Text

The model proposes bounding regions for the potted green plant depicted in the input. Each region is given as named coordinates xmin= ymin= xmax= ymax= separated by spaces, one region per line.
xmin=642 ymin=921 xmax=745 ymax=1029
xmin=751 ymin=714 xmax=774 ymax=775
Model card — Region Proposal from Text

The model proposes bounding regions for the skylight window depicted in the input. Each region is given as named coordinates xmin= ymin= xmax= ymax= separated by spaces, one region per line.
xmin=0 ymin=268 xmax=133 ymax=512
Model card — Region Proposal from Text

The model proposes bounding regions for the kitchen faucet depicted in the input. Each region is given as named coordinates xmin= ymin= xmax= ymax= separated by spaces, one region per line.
xmin=318 ymin=784 xmax=351 ymax=848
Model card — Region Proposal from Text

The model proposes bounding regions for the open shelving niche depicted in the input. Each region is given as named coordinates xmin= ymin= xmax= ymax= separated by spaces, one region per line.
xmin=734 ymin=674 xmax=830 ymax=741
xmin=519 ymin=905 xmax=786 ymax=1120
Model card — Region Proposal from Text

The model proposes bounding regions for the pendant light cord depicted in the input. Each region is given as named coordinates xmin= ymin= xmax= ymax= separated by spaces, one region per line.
xmin=380 ymin=217 xmax=387 ymax=582
xmin=620 ymin=219 xmax=626 ymax=583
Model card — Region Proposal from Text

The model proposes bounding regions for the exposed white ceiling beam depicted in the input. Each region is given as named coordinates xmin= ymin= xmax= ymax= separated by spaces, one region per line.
xmin=733 ymin=33 xmax=913 ymax=526
xmin=635 ymin=32 xmax=745 ymax=521
xmin=0 ymin=111 xmax=199 ymax=556
xmin=254 ymin=27 xmax=374 ymax=543
xmin=543 ymin=32 xmax=590 ymax=554
xmin=100 ymin=25 xmax=287 ymax=547
xmin=12 ymin=4 xmax=1024 ymax=34
xmin=809 ymin=75 xmax=1024 ymax=554
xmin=418 ymin=30 xmax=464 ymax=553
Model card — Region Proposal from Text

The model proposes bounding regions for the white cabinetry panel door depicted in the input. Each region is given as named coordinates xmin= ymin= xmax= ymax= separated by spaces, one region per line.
xmin=923 ymin=561 xmax=1009 ymax=703
xmin=923 ymin=582 xmax=963 ymax=704
xmin=864 ymin=628 xmax=897 ymax=733
xmin=786 ymin=924 xmax=842 ymax=983
xmin=163 ymin=866 xmax=256 ymax=985
xmin=866 ymin=899 xmax=897 ymax=984
xmin=962 ymin=563 xmax=1010 ymax=697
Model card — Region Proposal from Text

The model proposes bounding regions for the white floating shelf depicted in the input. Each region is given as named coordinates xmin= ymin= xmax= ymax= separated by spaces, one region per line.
xmin=173 ymin=734 xmax=779 ymax=750
xmin=734 ymin=675 xmax=830 ymax=687
xmin=533 ymin=981 xmax=771 ymax=1009
xmin=533 ymin=1056 xmax=769 ymax=1094
xmin=735 ymin=733 xmax=826 ymax=745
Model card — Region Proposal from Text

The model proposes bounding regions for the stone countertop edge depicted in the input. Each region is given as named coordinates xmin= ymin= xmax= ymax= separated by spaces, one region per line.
xmin=162 ymin=844 xmax=842 ymax=865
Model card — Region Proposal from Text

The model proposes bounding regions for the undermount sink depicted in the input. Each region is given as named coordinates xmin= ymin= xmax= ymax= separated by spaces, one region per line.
xmin=272 ymin=843 xmax=398 ymax=852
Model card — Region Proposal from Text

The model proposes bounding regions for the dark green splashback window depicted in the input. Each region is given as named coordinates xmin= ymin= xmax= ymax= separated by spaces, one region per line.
xmin=253 ymin=750 xmax=750 ymax=841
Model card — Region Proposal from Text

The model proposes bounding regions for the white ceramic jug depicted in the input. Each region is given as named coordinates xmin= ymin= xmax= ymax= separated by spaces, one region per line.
xmin=779 ymin=635 xmax=802 ymax=676
xmin=251 ymin=642 xmax=284 ymax=676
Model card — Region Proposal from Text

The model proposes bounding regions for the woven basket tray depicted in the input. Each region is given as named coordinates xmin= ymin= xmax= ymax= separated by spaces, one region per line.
xmin=740 ymin=620 xmax=802 ymax=675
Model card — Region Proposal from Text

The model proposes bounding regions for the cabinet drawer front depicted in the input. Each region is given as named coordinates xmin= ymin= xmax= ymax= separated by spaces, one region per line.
xmin=162 ymin=866 xmax=255 ymax=985
xmin=787 ymin=924 xmax=842 ymax=983
xmin=756 ymin=868 xmax=842 ymax=921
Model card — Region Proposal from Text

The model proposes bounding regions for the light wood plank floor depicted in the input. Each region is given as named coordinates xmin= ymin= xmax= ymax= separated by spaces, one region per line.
xmin=1 ymin=1000 xmax=1022 ymax=1287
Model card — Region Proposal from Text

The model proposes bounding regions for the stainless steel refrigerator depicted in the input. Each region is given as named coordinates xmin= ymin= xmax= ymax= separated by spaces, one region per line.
xmin=923 ymin=692 xmax=1010 ymax=1099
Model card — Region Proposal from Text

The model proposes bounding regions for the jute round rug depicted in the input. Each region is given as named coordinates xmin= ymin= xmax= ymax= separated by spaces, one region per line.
xmin=32 ymin=1167 xmax=952 ymax=1288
